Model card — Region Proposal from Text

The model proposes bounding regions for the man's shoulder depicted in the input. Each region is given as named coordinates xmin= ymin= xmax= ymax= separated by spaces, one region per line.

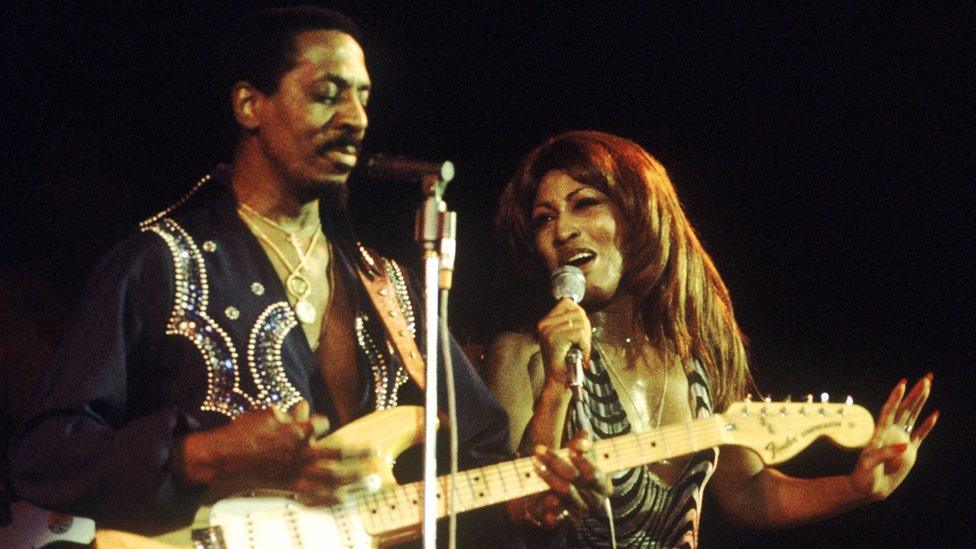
xmin=138 ymin=168 xmax=231 ymax=232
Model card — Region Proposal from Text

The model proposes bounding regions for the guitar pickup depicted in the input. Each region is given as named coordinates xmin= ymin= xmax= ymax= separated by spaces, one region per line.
xmin=191 ymin=526 xmax=225 ymax=549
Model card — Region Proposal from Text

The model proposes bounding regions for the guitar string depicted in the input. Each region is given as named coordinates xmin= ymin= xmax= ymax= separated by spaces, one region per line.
xmin=238 ymin=421 xmax=727 ymax=534
xmin=229 ymin=409 xmax=858 ymax=534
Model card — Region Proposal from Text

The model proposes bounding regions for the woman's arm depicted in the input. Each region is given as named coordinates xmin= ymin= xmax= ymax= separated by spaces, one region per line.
xmin=485 ymin=332 xmax=556 ymax=452
xmin=710 ymin=375 xmax=937 ymax=529
xmin=486 ymin=302 xmax=610 ymax=529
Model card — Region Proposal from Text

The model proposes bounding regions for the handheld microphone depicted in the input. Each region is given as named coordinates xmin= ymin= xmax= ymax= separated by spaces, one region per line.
xmin=550 ymin=265 xmax=585 ymax=304
xmin=550 ymin=265 xmax=586 ymax=398
xmin=366 ymin=154 xmax=455 ymax=183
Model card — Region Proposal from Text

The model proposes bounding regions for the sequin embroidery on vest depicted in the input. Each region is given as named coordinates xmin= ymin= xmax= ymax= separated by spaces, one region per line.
xmin=145 ymin=217 xmax=302 ymax=418
xmin=247 ymin=302 xmax=303 ymax=409
xmin=351 ymin=259 xmax=412 ymax=410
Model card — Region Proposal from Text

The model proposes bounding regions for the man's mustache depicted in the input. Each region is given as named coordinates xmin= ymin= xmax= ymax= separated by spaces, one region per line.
xmin=317 ymin=134 xmax=363 ymax=155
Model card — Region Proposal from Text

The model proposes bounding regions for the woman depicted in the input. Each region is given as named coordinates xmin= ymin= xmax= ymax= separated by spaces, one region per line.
xmin=488 ymin=131 xmax=937 ymax=547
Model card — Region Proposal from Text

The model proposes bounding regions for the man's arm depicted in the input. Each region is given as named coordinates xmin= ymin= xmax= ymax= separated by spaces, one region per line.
xmin=7 ymin=232 xmax=204 ymax=532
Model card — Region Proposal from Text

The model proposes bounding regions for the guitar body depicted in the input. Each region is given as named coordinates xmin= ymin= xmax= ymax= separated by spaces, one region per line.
xmin=99 ymin=406 xmax=426 ymax=548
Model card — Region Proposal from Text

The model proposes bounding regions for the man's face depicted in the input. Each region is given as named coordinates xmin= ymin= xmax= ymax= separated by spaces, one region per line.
xmin=254 ymin=30 xmax=370 ymax=198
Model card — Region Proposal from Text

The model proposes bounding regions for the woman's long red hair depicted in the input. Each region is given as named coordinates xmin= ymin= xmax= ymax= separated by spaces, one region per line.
xmin=494 ymin=130 xmax=752 ymax=410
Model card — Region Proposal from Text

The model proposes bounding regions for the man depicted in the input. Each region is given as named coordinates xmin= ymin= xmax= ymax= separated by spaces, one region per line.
xmin=7 ymin=6 xmax=511 ymax=543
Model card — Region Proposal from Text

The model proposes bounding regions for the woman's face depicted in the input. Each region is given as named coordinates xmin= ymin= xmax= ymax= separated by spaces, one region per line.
xmin=531 ymin=169 xmax=624 ymax=307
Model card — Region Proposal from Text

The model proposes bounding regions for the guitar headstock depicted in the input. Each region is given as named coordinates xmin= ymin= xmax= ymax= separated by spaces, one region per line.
xmin=719 ymin=395 xmax=874 ymax=464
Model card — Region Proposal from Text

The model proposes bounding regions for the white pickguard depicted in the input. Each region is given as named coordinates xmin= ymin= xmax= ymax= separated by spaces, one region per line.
xmin=209 ymin=496 xmax=374 ymax=549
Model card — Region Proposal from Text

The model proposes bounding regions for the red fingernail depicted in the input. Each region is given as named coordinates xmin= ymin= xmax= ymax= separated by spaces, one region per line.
xmin=925 ymin=372 xmax=934 ymax=381
xmin=898 ymin=378 xmax=907 ymax=387
xmin=893 ymin=442 xmax=909 ymax=453
xmin=933 ymin=410 xmax=940 ymax=421
xmin=584 ymin=357 xmax=591 ymax=370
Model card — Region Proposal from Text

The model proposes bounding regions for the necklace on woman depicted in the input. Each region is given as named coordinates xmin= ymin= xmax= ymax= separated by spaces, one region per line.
xmin=238 ymin=203 xmax=324 ymax=324
xmin=593 ymin=339 xmax=670 ymax=435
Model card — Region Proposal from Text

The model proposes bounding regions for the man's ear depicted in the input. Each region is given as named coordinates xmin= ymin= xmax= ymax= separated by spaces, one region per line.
xmin=231 ymin=82 xmax=262 ymax=131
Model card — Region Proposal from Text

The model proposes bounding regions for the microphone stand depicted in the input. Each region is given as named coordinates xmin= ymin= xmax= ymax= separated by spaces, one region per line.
xmin=414 ymin=170 xmax=454 ymax=549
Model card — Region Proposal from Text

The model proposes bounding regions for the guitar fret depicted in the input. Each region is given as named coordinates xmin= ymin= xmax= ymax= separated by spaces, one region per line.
xmin=484 ymin=463 xmax=506 ymax=505
xmin=493 ymin=462 xmax=509 ymax=495
xmin=466 ymin=469 xmax=478 ymax=514
xmin=358 ymin=491 xmax=382 ymax=534
xmin=470 ymin=468 xmax=489 ymax=505
xmin=388 ymin=483 xmax=407 ymax=522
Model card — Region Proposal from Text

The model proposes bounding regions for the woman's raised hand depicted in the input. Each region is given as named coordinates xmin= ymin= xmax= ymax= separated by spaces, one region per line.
xmin=848 ymin=374 xmax=938 ymax=502
xmin=536 ymin=299 xmax=592 ymax=388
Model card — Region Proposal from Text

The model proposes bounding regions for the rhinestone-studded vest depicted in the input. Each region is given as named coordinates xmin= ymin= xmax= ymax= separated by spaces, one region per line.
xmin=138 ymin=169 xmax=413 ymax=425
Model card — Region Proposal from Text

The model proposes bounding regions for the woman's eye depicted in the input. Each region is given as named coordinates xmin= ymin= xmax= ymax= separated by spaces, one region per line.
xmin=531 ymin=214 xmax=552 ymax=230
xmin=574 ymin=197 xmax=600 ymax=210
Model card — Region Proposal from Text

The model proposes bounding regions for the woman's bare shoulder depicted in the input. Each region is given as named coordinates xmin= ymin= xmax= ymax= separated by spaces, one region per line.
xmin=485 ymin=331 xmax=540 ymax=382
xmin=489 ymin=331 xmax=539 ymax=355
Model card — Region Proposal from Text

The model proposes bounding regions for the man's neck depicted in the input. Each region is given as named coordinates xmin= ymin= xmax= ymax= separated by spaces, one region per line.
xmin=231 ymin=146 xmax=320 ymax=231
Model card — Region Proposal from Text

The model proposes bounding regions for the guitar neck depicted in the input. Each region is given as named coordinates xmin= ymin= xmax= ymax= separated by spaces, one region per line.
xmin=355 ymin=415 xmax=725 ymax=535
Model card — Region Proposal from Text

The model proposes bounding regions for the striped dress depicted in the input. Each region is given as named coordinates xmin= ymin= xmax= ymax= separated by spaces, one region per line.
xmin=564 ymin=353 xmax=717 ymax=548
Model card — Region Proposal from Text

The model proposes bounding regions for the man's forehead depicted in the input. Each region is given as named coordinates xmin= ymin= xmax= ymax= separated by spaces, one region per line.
xmin=292 ymin=29 xmax=366 ymax=69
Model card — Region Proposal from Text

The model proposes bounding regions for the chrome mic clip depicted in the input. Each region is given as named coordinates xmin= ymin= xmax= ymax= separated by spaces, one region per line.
xmin=567 ymin=346 xmax=585 ymax=403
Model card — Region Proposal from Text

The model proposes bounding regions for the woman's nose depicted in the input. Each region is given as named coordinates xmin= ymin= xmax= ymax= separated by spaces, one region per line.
xmin=554 ymin=215 xmax=580 ymax=244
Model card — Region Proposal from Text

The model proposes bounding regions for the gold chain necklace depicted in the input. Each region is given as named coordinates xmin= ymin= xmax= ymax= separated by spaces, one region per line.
xmin=239 ymin=202 xmax=321 ymax=240
xmin=238 ymin=206 xmax=323 ymax=324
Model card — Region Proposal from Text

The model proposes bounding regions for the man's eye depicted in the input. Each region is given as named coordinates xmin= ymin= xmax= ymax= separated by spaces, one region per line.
xmin=314 ymin=93 xmax=338 ymax=104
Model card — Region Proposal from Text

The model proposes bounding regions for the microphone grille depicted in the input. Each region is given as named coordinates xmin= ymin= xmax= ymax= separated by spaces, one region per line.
xmin=550 ymin=265 xmax=585 ymax=304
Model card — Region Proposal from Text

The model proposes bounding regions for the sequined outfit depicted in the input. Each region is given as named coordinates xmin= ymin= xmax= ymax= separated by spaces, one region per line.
xmin=563 ymin=353 xmax=717 ymax=548
xmin=7 ymin=168 xmax=511 ymax=534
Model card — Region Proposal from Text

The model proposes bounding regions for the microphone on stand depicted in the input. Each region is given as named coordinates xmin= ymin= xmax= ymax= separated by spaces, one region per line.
xmin=550 ymin=265 xmax=586 ymax=401
xmin=366 ymin=154 xmax=455 ymax=183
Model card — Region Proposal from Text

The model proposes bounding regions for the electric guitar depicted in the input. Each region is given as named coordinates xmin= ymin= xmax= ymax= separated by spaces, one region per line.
xmin=0 ymin=500 xmax=95 ymax=547
xmin=97 ymin=398 xmax=874 ymax=548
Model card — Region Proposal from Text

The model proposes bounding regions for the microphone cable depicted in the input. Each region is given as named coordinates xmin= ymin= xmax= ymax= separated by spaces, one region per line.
xmin=440 ymin=288 xmax=459 ymax=549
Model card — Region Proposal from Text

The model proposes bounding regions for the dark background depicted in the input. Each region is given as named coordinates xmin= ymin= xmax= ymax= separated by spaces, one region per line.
xmin=2 ymin=1 xmax=973 ymax=546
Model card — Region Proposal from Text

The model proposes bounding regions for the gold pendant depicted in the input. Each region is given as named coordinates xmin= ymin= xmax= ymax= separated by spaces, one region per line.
xmin=286 ymin=272 xmax=310 ymax=297
xmin=294 ymin=299 xmax=316 ymax=324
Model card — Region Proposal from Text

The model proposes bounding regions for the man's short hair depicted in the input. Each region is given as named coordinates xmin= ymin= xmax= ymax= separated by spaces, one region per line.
xmin=221 ymin=6 xmax=362 ymax=96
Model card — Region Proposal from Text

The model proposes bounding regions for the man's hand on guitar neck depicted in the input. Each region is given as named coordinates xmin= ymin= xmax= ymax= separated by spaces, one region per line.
xmin=174 ymin=400 xmax=377 ymax=503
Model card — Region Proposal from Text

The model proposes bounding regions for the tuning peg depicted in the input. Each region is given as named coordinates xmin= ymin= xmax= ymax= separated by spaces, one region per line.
xmin=838 ymin=395 xmax=854 ymax=415
xmin=820 ymin=392 xmax=829 ymax=403
xmin=805 ymin=394 xmax=814 ymax=403
xmin=743 ymin=394 xmax=753 ymax=416
xmin=785 ymin=394 xmax=792 ymax=402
